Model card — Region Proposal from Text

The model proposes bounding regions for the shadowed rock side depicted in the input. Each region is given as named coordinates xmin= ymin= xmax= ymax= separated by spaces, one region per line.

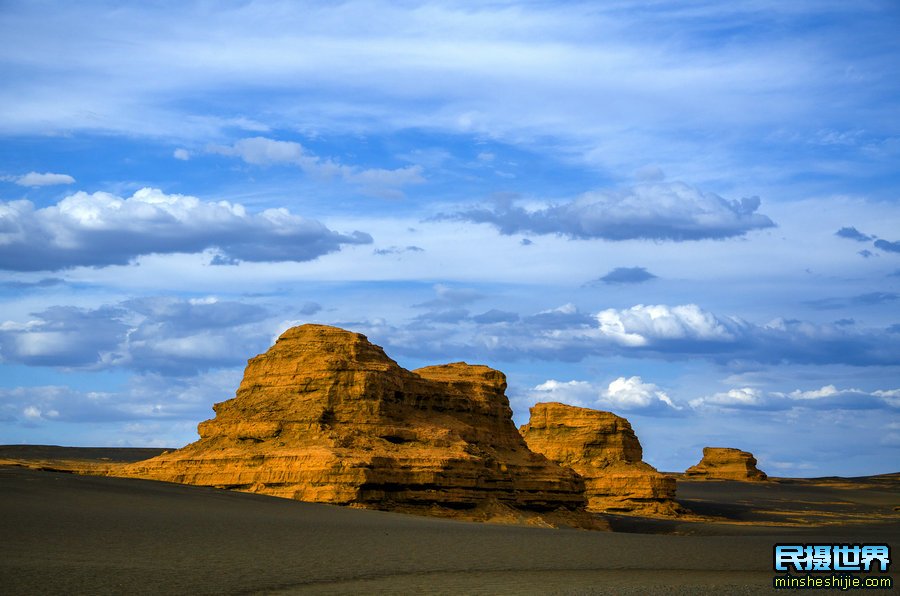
xmin=685 ymin=447 xmax=768 ymax=481
xmin=117 ymin=325 xmax=587 ymax=519
xmin=520 ymin=402 xmax=679 ymax=516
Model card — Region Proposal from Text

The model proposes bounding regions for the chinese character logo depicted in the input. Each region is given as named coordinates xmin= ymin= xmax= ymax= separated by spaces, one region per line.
xmin=774 ymin=544 xmax=891 ymax=573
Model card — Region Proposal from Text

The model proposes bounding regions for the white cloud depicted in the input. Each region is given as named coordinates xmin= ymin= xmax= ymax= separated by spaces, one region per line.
xmin=873 ymin=389 xmax=900 ymax=408
xmin=691 ymin=384 xmax=900 ymax=411
xmin=0 ymin=296 xmax=283 ymax=374
xmin=788 ymin=385 xmax=841 ymax=400
xmin=173 ymin=148 xmax=190 ymax=160
xmin=344 ymin=297 xmax=900 ymax=368
xmin=689 ymin=387 xmax=765 ymax=408
xmin=210 ymin=136 xmax=306 ymax=165
xmin=13 ymin=172 xmax=75 ymax=186
xmin=449 ymin=182 xmax=775 ymax=241
xmin=0 ymin=187 xmax=372 ymax=271
xmin=594 ymin=304 xmax=737 ymax=347
xmin=531 ymin=379 xmax=595 ymax=407
xmin=600 ymin=376 xmax=680 ymax=411
xmin=23 ymin=406 xmax=42 ymax=420
xmin=541 ymin=303 xmax=577 ymax=316
xmin=0 ymin=1 xmax=893 ymax=193
xmin=528 ymin=377 xmax=898 ymax=418
xmin=528 ymin=375 xmax=680 ymax=412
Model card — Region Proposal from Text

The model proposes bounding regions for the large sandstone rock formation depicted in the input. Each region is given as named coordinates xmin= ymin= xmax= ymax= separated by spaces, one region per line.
xmin=685 ymin=447 xmax=768 ymax=481
xmin=519 ymin=402 xmax=679 ymax=516
xmin=118 ymin=325 xmax=587 ymax=518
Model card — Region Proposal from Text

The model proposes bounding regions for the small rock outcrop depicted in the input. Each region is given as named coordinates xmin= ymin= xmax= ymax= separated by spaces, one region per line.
xmin=117 ymin=325 xmax=588 ymax=519
xmin=685 ymin=447 xmax=768 ymax=481
xmin=519 ymin=402 xmax=679 ymax=516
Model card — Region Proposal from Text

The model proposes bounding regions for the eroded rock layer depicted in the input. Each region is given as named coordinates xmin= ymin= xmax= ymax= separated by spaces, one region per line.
xmin=117 ymin=325 xmax=586 ymax=515
xmin=519 ymin=402 xmax=678 ymax=515
xmin=685 ymin=447 xmax=768 ymax=481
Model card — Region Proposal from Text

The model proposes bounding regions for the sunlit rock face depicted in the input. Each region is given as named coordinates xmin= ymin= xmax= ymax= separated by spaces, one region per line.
xmin=118 ymin=324 xmax=586 ymax=514
xmin=520 ymin=402 xmax=679 ymax=516
xmin=685 ymin=447 xmax=768 ymax=481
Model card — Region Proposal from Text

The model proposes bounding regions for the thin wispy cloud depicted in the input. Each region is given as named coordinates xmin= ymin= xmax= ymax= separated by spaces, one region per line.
xmin=209 ymin=137 xmax=424 ymax=197
xmin=7 ymin=172 xmax=76 ymax=187
xmin=1 ymin=1 xmax=897 ymax=474
xmin=1 ymin=2 xmax=895 ymax=186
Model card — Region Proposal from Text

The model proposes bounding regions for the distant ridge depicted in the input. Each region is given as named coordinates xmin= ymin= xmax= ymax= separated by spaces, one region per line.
xmin=0 ymin=445 xmax=171 ymax=463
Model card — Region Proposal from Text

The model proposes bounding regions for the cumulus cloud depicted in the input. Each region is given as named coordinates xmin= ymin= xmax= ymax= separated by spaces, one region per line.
xmin=173 ymin=148 xmax=190 ymax=160
xmin=10 ymin=172 xmax=76 ymax=186
xmin=446 ymin=181 xmax=775 ymax=241
xmin=600 ymin=376 xmax=680 ymax=411
xmin=210 ymin=136 xmax=306 ymax=165
xmin=593 ymin=266 xmax=657 ymax=284
xmin=354 ymin=302 xmax=900 ymax=368
xmin=581 ymin=305 xmax=896 ymax=366
xmin=530 ymin=379 xmax=596 ymax=407
xmin=593 ymin=304 xmax=738 ymax=347
xmin=0 ymin=187 xmax=371 ymax=271
xmin=0 ymin=305 xmax=129 ymax=367
xmin=688 ymin=387 xmax=766 ymax=409
xmin=209 ymin=136 xmax=425 ymax=196
xmin=691 ymin=385 xmax=899 ymax=411
xmin=0 ymin=297 xmax=279 ymax=374
xmin=529 ymin=376 xmax=680 ymax=412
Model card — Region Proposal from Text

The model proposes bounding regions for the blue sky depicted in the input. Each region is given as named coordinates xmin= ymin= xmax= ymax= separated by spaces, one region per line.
xmin=1 ymin=1 xmax=898 ymax=476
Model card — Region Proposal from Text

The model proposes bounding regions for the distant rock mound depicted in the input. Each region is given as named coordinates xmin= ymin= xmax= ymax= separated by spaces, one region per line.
xmin=117 ymin=325 xmax=588 ymax=520
xmin=685 ymin=447 xmax=768 ymax=481
xmin=519 ymin=402 xmax=679 ymax=516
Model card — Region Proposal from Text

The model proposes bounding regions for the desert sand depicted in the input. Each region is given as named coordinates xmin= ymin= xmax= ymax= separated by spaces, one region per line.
xmin=1 ymin=446 xmax=897 ymax=595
